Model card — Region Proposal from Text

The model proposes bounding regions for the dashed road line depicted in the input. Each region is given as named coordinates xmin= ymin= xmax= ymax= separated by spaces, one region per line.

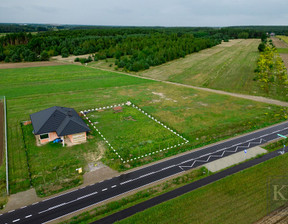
xmin=12 ymin=219 xmax=20 ymax=223
xmin=102 ymin=188 xmax=108 ymax=191
xmin=25 ymin=215 xmax=32 ymax=218
xmin=38 ymin=203 xmax=67 ymax=214
xmin=111 ymin=185 xmax=117 ymax=188
xmin=120 ymin=179 xmax=133 ymax=185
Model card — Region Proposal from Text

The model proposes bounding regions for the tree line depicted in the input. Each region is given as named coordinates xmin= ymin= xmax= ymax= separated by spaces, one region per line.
xmin=0 ymin=27 xmax=267 ymax=71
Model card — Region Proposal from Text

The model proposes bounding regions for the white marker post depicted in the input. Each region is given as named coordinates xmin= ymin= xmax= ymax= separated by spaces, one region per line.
xmin=277 ymin=134 xmax=287 ymax=154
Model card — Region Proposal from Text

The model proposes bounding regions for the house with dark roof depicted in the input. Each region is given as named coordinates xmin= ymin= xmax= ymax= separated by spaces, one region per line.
xmin=30 ymin=106 xmax=90 ymax=145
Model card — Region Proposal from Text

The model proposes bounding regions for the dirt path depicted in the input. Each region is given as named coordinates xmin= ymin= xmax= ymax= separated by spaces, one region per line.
xmin=280 ymin=53 xmax=288 ymax=73
xmin=271 ymin=37 xmax=288 ymax=73
xmin=254 ymin=205 xmax=288 ymax=224
xmin=162 ymin=80 xmax=288 ymax=107
xmin=271 ymin=37 xmax=288 ymax=49
xmin=82 ymin=64 xmax=288 ymax=107
xmin=0 ymin=61 xmax=65 ymax=69
xmin=0 ymin=101 xmax=3 ymax=166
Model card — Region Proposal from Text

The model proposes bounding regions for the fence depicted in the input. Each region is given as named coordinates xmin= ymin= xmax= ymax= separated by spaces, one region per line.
xmin=1 ymin=96 xmax=9 ymax=195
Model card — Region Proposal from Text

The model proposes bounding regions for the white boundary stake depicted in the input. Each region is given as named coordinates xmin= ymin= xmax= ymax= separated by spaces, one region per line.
xmin=81 ymin=101 xmax=189 ymax=163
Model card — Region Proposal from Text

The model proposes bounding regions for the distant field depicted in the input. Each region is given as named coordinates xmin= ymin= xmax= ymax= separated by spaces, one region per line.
xmin=139 ymin=39 xmax=261 ymax=95
xmin=278 ymin=35 xmax=288 ymax=46
xmin=116 ymin=153 xmax=288 ymax=224
xmin=0 ymin=64 xmax=286 ymax=198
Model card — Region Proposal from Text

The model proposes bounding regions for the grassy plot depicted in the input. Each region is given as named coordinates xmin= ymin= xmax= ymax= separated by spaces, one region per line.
xmin=0 ymin=65 xmax=154 ymax=98
xmin=86 ymin=105 xmax=186 ymax=163
xmin=116 ymin=154 xmax=288 ymax=224
xmin=22 ymin=124 xmax=100 ymax=197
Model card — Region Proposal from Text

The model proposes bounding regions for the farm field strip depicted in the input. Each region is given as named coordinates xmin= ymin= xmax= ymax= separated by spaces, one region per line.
xmin=83 ymin=102 xmax=188 ymax=163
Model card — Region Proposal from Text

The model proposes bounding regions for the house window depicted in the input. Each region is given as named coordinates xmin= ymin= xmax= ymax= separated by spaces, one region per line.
xmin=40 ymin=133 xmax=49 ymax=139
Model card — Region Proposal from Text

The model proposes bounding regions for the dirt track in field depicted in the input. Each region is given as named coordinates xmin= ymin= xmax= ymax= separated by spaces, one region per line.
xmin=254 ymin=205 xmax=288 ymax=224
xmin=0 ymin=61 xmax=65 ymax=69
xmin=0 ymin=101 xmax=3 ymax=166
xmin=271 ymin=37 xmax=288 ymax=48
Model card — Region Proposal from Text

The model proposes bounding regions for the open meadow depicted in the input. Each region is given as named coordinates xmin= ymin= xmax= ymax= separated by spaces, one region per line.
xmin=139 ymin=39 xmax=261 ymax=93
xmin=0 ymin=64 xmax=286 ymax=203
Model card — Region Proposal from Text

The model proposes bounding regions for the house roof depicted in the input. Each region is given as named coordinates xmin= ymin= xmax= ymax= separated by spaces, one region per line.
xmin=30 ymin=106 xmax=90 ymax=136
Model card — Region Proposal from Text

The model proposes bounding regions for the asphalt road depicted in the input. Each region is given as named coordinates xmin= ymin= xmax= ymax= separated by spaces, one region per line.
xmin=1 ymin=121 xmax=288 ymax=224
xmin=94 ymin=147 xmax=285 ymax=224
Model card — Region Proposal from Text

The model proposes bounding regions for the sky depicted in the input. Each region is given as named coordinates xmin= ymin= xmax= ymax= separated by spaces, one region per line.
xmin=0 ymin=0 xmax=288 ymax=27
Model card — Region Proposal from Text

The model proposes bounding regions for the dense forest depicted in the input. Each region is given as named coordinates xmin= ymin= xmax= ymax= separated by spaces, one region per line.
xmin=1 ymin=25 xmax=284 ymax=71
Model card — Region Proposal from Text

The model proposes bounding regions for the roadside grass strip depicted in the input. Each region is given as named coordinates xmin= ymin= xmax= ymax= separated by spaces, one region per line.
xmin=82 ymin=101 xmax=188 ymax=163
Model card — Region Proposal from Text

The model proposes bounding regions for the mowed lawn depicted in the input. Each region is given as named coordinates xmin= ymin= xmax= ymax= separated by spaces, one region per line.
xmin=139 ymin=39 xmax=262 ymax=96
xmin=0 ymin=64 xmax=286 ymax=199
xmin=116 ymin=154 xmax=288 ymax=224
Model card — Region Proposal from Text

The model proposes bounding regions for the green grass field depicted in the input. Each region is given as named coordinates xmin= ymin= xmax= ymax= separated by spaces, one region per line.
xmin=0 ymin=64 xmax=287 ymax=200
xmin=87 ymin=105 xmax=186 ymax=163
xmin=0 ymin=65 xmax=152 ymax=98
xmin=116 ymin=153 xmax=288 ymax=224
xmin=277 ymin=48 xmax=288 ymax=54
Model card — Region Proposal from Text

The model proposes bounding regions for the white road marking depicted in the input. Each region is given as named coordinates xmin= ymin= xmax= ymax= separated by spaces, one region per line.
xmin=12 ymin=219 xmax=20 ymax=223
xmin=39 ymin=203 xmax=67 ymax=214
xmin=120 ymin=179 xmax=133 ymax=185
xmin=21 ymin=206 xmax=27 ymax=209
xmin=8 ymin=210 xmax=15 ymax=213
xmin=25 ymin=215 xmax=32 ymax=218
xmin=77 ymin=191 xmax=98 ymax=200
xmin=111 ymin=185 xmax=117 ymax=188
xmin=102 ymin=188 xmax=107 ymax=191
xmin=161 ymin=165 xmax=176 ymax=171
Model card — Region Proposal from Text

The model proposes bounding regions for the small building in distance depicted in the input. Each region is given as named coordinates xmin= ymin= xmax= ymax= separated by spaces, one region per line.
xmin=30 ymin=106 xmax=90 ymax=145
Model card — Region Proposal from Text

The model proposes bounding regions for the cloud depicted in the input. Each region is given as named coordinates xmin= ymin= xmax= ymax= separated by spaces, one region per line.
xmin=0 ymin=0 xmax=287 ymax=26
